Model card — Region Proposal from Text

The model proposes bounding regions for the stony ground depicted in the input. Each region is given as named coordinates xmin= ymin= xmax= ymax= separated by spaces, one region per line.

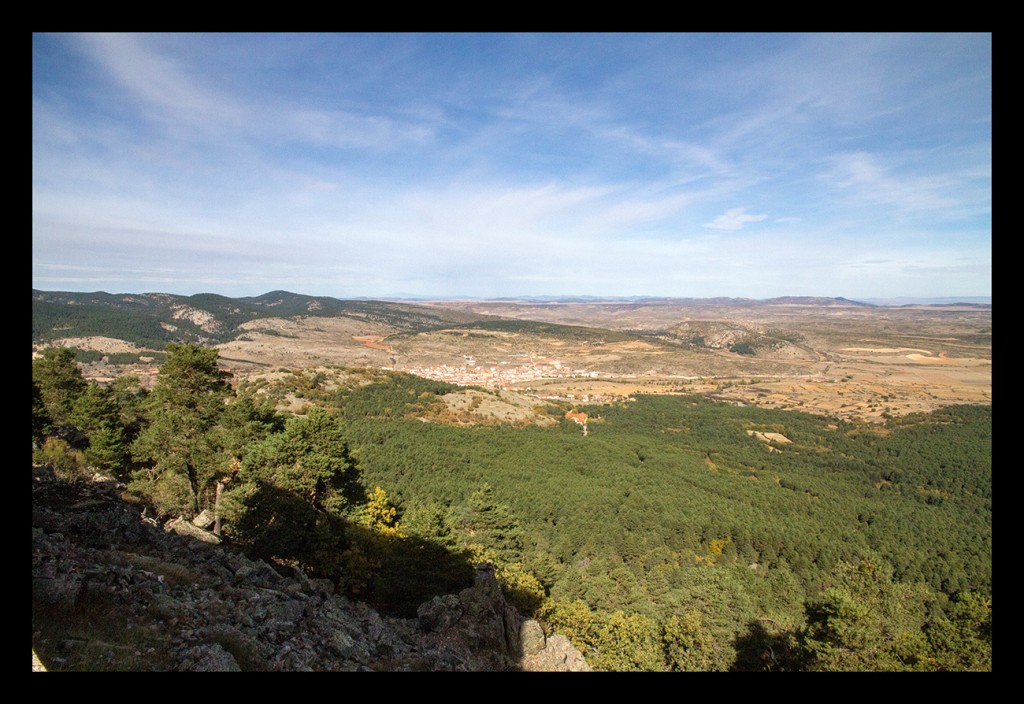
xmin=31 ymin=468 xmax=589 ymax=672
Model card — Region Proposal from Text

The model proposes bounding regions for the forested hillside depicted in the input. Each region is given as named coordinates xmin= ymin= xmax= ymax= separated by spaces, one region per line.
xmin=32 ymin=289 xmax=492 ymax=348
xmin=32 ymin=343 xmax=992 ymax=671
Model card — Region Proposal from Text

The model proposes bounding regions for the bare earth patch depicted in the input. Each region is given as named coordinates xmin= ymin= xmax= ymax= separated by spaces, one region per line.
xmin=170 ymin=305 xmax=223 ymax=333
xmin=905 ymin=353 xmax=988 ymax=365
xmin=841 ymin=347 xmax=933 ymax=354
xmin=747 ymin=431 xmax=792 ymax=444
xmin=33 ymin=337 xmax=146 ymax=356
xmin=216 ymin=317 xmax=399 ymax=372
xmin=439 ymin=388 xmax=557 ymax=426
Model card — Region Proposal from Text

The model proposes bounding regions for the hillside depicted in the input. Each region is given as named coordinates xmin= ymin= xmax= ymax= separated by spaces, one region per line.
xmin=32 ymin=289 xmax=491 ymax=349
xmin=32 ymin=337 xmax=991 ymax=671
xmin=32 ymin=288 xmax=991 ymax=424
xmin=32 ymin=466 xmax=588 ymax=672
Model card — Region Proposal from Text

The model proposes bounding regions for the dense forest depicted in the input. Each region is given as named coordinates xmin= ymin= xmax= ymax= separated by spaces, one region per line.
xmin=32 ymin=343 xmax=992 ymax=671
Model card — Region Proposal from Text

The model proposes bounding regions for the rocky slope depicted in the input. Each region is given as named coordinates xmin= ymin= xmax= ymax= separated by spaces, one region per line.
xmin=31 ymin=468 xmax=588 ymax=672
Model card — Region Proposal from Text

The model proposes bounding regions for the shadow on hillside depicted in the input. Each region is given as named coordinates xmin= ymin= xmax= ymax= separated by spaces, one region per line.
xmin=227 ymin=481 xmax=542 ymax=621
xmin=730 ymin=618 xmax=804 ymax=672
xmin=32 ymin=473 xmax=542 ymax=670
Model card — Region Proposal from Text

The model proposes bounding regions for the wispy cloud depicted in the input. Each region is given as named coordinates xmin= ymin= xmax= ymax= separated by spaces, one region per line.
xmin=33 ymin=33 xmax=991 ymax=299
xmin=821 ymin=147 xmax=990 ymax=223
xmin=72 ymin=33 xmax=248 ymax=133
xmin=704 ymin=208 xmax=768 ymax=231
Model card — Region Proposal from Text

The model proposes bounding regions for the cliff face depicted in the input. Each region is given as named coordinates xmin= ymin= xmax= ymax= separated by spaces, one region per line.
xmin=31 ymin=467 xmax=589 ymax=672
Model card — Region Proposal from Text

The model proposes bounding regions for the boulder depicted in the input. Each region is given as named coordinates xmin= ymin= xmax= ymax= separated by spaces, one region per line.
xmin=191 ymin=509 xmax=216 ymax=529
xmin=164 ymin=517 xmax=221 ymax=545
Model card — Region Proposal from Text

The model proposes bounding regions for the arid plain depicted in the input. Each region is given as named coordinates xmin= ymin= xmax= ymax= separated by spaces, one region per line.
xmin=50 ymin=299 xmax=990 ymax=425
xmin=203 ymin=300 xmax=992 ymax=424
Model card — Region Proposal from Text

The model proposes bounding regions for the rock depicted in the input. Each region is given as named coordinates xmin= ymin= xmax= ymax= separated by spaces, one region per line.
xmin=265 ymin=598 xmax=305 ymax=625
xmin=457 ymin=564 xmax=522 ymax=658
xmin=33 ymin=465 xmax=57 ymax=483
xmin=328 ymin=630 xmax=356 ymax=658
xmin=32 ymin=473 xmax=591 ymax=672
xmin=191 ymin=509 xmax=216 ymax=529
xmin=164 ymin=517 xmax=221 ymax=545
xmin=521 ymin=633 xmax=592 ymax=672
xmin=179 ymin=643 xmax=241 ymax=672
xmin=417 ymin=594 xmax=462 ymax=633
xmin=519 ymin=619 xmax=546 ymax=657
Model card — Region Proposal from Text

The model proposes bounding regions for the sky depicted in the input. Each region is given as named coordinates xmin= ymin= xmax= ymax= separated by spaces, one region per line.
xmin=32 ymin=33 xmax=991 ymax=300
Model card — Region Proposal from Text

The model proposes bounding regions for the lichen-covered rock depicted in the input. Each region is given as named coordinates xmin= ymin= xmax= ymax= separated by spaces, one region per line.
xmin=191 ymin=509 xmax=216 ymax=529
xmin=417 ymin=594 xmax=462 ymax=633
xmin=521 ymin=633 xmax=592 ymax=672
xmin=164 ymin=517 xmax=221 ymax=545
xmin=520 ymin=619 xmax=546 ymax=657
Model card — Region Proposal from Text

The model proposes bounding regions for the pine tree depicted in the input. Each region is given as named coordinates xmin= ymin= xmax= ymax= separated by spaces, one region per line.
xmin=129 ymin=343 xmax=230 ymax=516
xmin=461 ymin=483 xmax=524 ymax=565
xmin=33 ymin=347 xmax=88 ymax=427
xmin=71 ymin=383 xmax=129 ymax=476
xmin=222 ymin=406 xmax=359 ymax=579
xmin=32 ymin=380 xmax=52 ymax=446
xmin=800 ymin=560 xmax=937 ymax=671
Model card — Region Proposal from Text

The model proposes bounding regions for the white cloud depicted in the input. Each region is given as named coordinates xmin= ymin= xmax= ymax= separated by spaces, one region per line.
xmin=703 ymin=208 xmax=768 ymax=231
xmin=73 ymin=33 xmax=247 ymax=133
xmin=32 ymin=34 xmax=990 ymax=299
xmin=821 ymin=151 xmax=989 ymax=222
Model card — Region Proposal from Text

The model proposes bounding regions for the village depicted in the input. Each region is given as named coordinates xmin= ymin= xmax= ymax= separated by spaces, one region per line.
xmin=394 ymin=354 xmax=604 ymax=390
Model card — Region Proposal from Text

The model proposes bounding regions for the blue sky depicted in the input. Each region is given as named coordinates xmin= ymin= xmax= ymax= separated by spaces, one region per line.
xmin=32 ymin=33 xmax=991 ymax=300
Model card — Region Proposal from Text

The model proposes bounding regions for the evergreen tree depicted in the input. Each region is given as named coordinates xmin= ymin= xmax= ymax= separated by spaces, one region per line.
xmin=71 ymin=383 xmax=129 ymax=476
xmin=402 ymin=502 xmax=459 ymax=549
xmin=800 ymin=560 xmax=937 ymax=671
xmin=460 ymin=483 xmax=524 ymax=565
xmin=925 ymin=591 xmax=992 ymax=671
xmin=236 ymin=406 xmax=360 ymax=515
xmin=32 ymin=379 xmax=52 ymax=446
xmin=129 ymin=343 xmax=230 ymax=517
xmin=222 ymin=406 xmax=360 ymax=578
xmin=108 ymin=375 xmax=149 ymax=446
xmin=33 ymin=346 xmax=88 ymax=427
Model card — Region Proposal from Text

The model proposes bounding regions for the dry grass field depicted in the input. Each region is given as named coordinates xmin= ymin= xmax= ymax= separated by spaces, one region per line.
xmin=403 ymin=301 xmax=990 ymax=423
xmin=55 ymin=300 xmax=989 ymax=424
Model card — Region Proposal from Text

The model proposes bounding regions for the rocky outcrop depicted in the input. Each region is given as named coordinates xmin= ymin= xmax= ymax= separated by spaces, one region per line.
xmin=164 ymin=516 xmax=221 ymax=544
xmin=519 ymin=620 xmax=591 ymax=672
xmin=31 ymin=469 xmax=589 ymax=672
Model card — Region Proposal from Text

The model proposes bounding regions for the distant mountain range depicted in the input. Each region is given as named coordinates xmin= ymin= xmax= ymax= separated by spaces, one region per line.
xmin=31 ymin=289 xmax=486 ymax=349
xmin=403 ymin=294 xmax=878 ymax=306
xmin=32 ymin=289 xmax=991 ymax=350
xmin=395 ymin=294 xmax=991 ymax=308
xmin=853 ymin=296 xmax=991 ymax=307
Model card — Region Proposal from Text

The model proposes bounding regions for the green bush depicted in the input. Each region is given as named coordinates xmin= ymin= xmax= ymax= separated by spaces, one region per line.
xmin=33 ymin=437 xmax=91 ymax=482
